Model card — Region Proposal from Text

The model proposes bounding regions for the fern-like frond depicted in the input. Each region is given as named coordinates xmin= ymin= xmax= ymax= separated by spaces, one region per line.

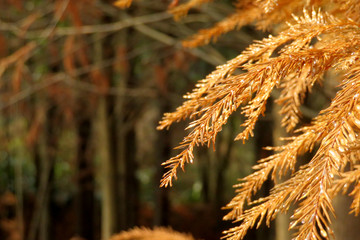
xmin=181 ymin=0 xmax=331 ymax=47
xmin=159 ymin=10 xmax=344 ymax=130
xmin=182 ymin=7 xmax=261 ymax=47
xmin=253 ymin=0 xmax=328 ymax=30
xmin=223 ymin=129 xmax=318 ymax=220
xmin=333 ymin=0 xmax=360 ymax=23
xmin=155 ymin=1 xmax=360 ymax=238
xmin=330 ymin=167 xmax=360 ymax=197
xmin=224 ymin=66 xmax=360 ymax=239
xmin=159 ymin=10 xmax=360 ymax=188
xmin=350 ymin=180 xmax=360 ymax=216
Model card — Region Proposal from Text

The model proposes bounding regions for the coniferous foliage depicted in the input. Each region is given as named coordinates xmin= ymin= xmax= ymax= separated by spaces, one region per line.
xmin=109 ymin=227 xmax=196 ymax=240
xmin=122 ymin=0 xmax=360 ymax=239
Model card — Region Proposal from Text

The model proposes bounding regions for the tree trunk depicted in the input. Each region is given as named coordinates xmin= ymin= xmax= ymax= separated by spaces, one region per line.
xmin=106 ymin=95 xmax=122 ymax=232
xmin=124 ymin=129 xmax=139 ymax=229
xmin=40 ymin=107 xmax=57 ymax=240
xmin=14 ymin=139 xmax=24 ymax=240
xmin=114 ymin=25 xmax=139 ymax=230
xmin=154 ymin=114 xmax=170 ymax=226
xmin=93 ymin=32 xmax=118 ymax=239
xmin=214 ymin=123 xmax=234 ymax=211
xmin=12 ymin=114 xmax=24 ymax=240
xmin=96 ymin=97 xmax=117 ymax=240
xmin=75 ymin=118 xmax=95 ymax=240
xmin=332 ymin=188 xmax=360 ymax=239
xmin=272 ymin=104 xmax=292 ymax=240
xmin=28 ymin=102 xmax=58 ymax=240
xmin=253 ymin=104 xmax=274 ymax=240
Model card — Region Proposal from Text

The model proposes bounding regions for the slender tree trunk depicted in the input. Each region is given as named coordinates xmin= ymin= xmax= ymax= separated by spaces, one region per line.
xmin=115 ymin=25 xmax=139 ymax=230
xmin=214 ymin=124 xmax=234 ymax=210
xmin=123 ymin=40 xmax=140 ymax=229
xmin=40 ymin=107 xmax=57 ymax=240
xmin=272 ymin=104 xmax=292 ymax=240
xmin=124 ymin=128 xmax=139 ymax=229
xmin=105 ymin=94 xmax=121 ymax=232
xmin=332 ymin=187 xmax=360 ymax=239
xmin=118 ymin=119 xmax=127 ymax=230
xmin=200 ymin=123 xmax=233 ymax=226
xmin=28 ymin=101 xmax=56 ymax=240
xmin=13 ymin=116 xmax=24 ymax=240
xmin=93 ymin=32 xmax=118 ymax=240
xmin=14 ymin=149 xmax=24 ymax=240
xmin=154 ymin=112 xmax=170 ymax=226
xmin=39 ymin=186 xmax=50 ymax=240
xmin=96 ymin=97 xmax=117 ymax=239
xmin=116 ymin=55 xmax=127 ymax=231
xmin=200 ymin=152 xmax=210 ymax=203
xmin=253 ymin=103 xmax=274 ymax=240
xmin=75 ymin=118 xmax=95 ymax=240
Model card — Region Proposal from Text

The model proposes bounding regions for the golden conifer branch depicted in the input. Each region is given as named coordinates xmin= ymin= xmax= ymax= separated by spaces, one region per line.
xmin=169 ymin=0 xmax=213 ymax=20
xmin=350 ymin=181 xmax=360 ymax=216
xmin=182 ymin=8 xmax=261 ymax=48
xmin=332 ymin=0 xmax=360 ymax=23
xmin=154 ymin=1 xmax=360 ymax=238
xmin=223 ymin=129 xmax=318 ymax=221
xmin=159 ymin=10 xmax=360 ymax=189
xmin=159 ymin=9 xmax=357 ymax=131
xmin=330 ymin=167 xmax=360 ymax=197
xmin=180 ymin=0 xmax=329 ymax=47
xmin=224 ymin=65 xmax=360 ymax=240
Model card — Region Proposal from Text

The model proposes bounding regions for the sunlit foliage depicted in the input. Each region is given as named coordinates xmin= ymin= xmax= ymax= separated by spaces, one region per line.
xmin=146 ymin=0 xmax=360 ymax=239
xmin=109 ymin=227 xmax=196 ymax=240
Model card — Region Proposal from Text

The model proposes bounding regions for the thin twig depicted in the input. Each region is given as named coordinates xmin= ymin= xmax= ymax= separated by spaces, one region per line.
xmin=39 ymin=0 xmax=70 ymax=39
xmin=1 ymin=12 xmax=173 ymax=38
xmin=0 ymin=72 xmax=158 ymax=111
xmin=130 ymin=16 xmax=226 ymax=65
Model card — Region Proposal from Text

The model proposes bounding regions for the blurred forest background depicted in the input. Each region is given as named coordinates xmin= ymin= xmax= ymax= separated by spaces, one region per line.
xmin=0 ymin=0 xmax=350 ymax=240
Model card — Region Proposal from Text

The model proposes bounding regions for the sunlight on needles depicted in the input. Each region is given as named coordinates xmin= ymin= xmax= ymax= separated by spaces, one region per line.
xmin=120 ymin=0 xmax=360 ymax=239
